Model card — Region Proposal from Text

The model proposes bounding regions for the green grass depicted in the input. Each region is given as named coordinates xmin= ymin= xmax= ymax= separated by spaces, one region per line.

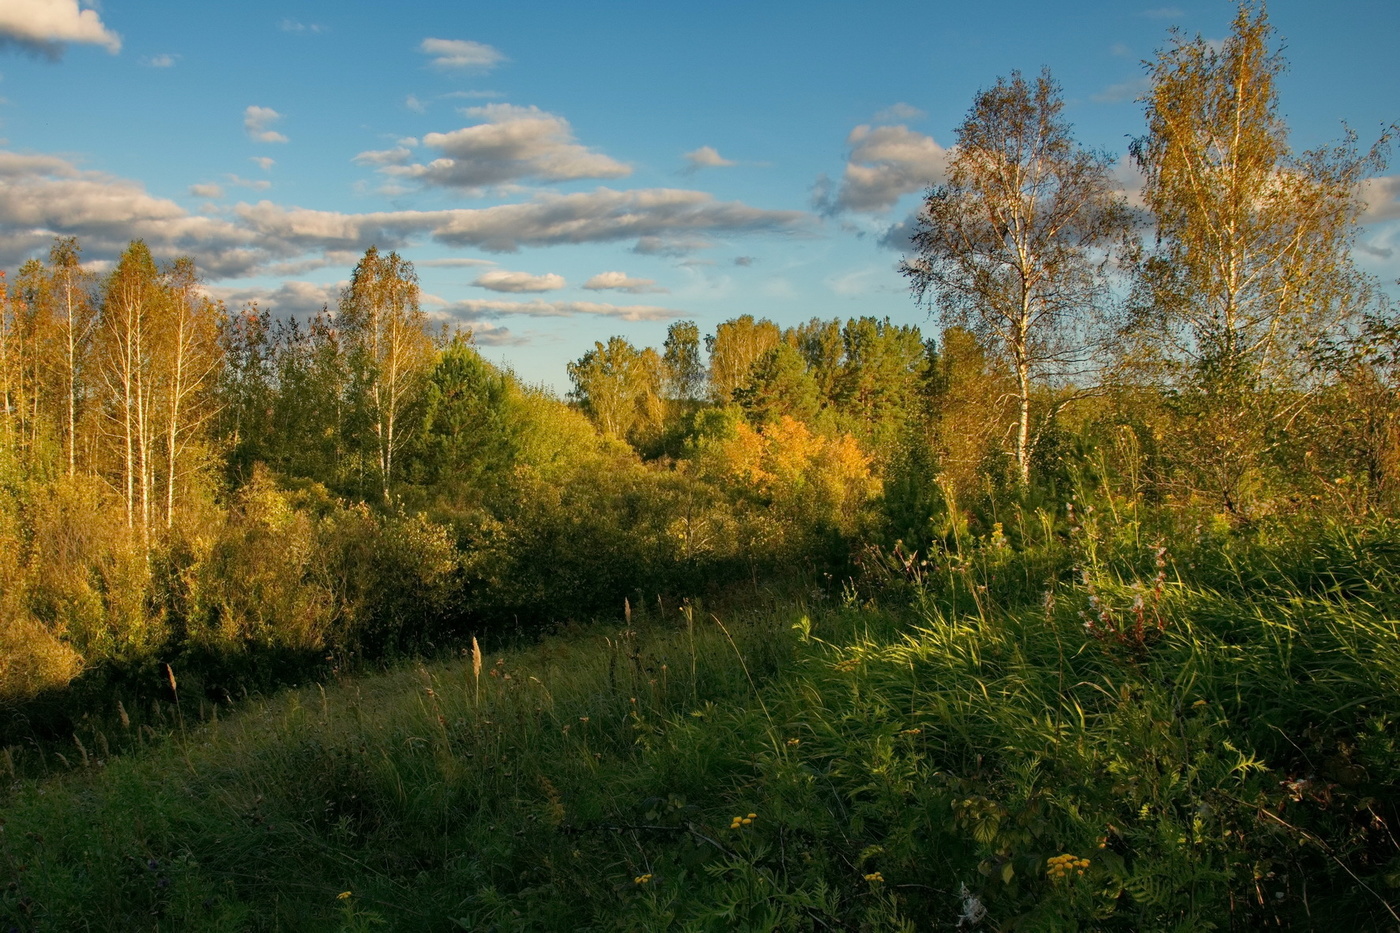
xmin=3 ymin=518 xmax=1400 ymax=931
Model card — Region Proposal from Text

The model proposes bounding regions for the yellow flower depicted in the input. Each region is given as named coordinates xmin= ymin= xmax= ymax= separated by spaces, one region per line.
xmin=337 ymin=891 xmax=353 ymax=900
xmin=633 ymin=873 xmax=653 ymax=885
xmin=864 ymin=871 xmax=885 ymax=883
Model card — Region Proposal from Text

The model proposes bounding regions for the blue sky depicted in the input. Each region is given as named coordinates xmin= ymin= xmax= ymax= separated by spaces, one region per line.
xmin=1 ymin=0 xmax=1397 ymax=389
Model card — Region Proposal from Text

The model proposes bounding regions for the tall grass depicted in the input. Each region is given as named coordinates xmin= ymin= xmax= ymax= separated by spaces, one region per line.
xmin=2 ymin=514 xmax=1398 ymax=930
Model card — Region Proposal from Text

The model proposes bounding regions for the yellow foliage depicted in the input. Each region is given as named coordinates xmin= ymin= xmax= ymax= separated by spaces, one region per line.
xmin=711 ymin=416 xmax=879 ymax=536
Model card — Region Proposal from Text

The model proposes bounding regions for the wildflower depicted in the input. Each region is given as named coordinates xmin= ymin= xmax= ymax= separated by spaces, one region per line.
xmin=864 ymin=871 xmax=884 ymax=883
xmin=633 ymin=873 xmax=653 ymax=885
xmin=786 ymin=737 xmax=800 ymax=746
xmin=338 ymin=891 xmax=352 ymax=900
xmin=1045 ymin=853 xmax=1090 ymax=881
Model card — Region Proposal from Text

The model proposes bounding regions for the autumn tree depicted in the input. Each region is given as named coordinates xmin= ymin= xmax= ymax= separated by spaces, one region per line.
xmin=903 ymin=69 xmax=1131 ymax=485
xmin=46 ymin=239 xmax=97 ymax=476
xmin=98 ymin=240 xmax=163 ymax=535
xmin=707 ymin=315 xmax=781 ymax=404
xmin=157 ymin=257 xmax=222 ymax=527
xmin=1129 ymin=2 xmax=1393 ymax=512
xmin=339 ymin=247 xmax=434 ymax=502
xmin=567 ymin=335 xmax=664 ymax=442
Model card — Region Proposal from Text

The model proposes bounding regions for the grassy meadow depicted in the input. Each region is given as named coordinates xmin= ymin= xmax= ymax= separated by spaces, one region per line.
xmin=3 ymin=512 xmax=1398 ymax=931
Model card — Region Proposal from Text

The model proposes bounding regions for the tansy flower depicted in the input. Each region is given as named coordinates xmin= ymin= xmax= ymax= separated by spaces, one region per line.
xmin=864 ymin=872 xmax=884 ymax=883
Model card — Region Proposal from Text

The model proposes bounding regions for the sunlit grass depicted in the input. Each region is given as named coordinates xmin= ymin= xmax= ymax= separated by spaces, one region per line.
xmin=3 ymin=516 xmax=1398 ymax=930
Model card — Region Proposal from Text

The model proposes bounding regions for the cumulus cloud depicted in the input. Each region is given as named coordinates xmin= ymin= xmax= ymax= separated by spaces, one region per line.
xmin=0 ymin=144 xmax=808 ymax=286
xmin=237 ymin=187 xmax=806 ymax=255
xmin=405 ymin=94 xmax=426 ymax=113
xmin=582 ymin=270 xmax=665 ymax=294
xmin=251 ymin=156 xmax=275 ymax=171
xmin=682 ymin=146 xmax=736 ymax=174
xmin=244 ymin=105 xmax=288 ymax=144
xmin=0 ymin=0 xmax=121 ymax=57
xmin=445 ymin=297 xmax=683 ymax=322
xmin=141 ymin=53 xmax=177 ymax=68
xmin=876 ymin=210 xmax=923 ymax=252
xmin=211 ymin=280 xmax=341 ymax=317
xmin=1361 ymin=175 xmax=1400 ymax=224
xmin=815 ymin=124 xmax=949 ymax=215
xmin=420 ymin=38 xmax=506 ymax=72
xmin=381 ymin=104 xmax=631 ymax=190
xmin=472 ymin=269 xmax=566 ymax=292
xmin=0 ymin=149 xmax=258 ymax=274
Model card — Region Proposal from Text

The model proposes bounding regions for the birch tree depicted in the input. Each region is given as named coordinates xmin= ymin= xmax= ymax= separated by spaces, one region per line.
xmin=157 ymin=257 xmax=222 ymax=527
xmin=902 ymin=70 xmax=1130 ymax=485
xmin=1129 ymin=1 xmax=1393 ymax=512
xmin=48 ymin=239 xmax=97 ymax=477
xmin=1130 ymin=2 xmax=1390 ymax=385
xmin=339 ymin=247 xmax=433 ymax=502
xmin=100 ymin=241 xmax=162 ymax=536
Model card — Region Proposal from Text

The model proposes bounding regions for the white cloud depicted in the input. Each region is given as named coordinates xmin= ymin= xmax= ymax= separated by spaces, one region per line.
xmin=472 ymin=269 xmax=566 ymax=292
xmin=0 ymin=146 xmax=808 ymax=284
xmin=582 ymin=270 xmax=665 ymax=294
xmin=0 ymin=149 xmax=258 ymax=275
xmin=815 ymin=123 xmax=949 ymax=215
xmin=873 ymin=103 xmax=925 ymax=124
xmin=141 ymin=53 xmax=177 ymax=68
xmin=445 ymin=297 xmax=683 ymax=322
xmin=211 ymin=280 xmax=341 ymax=317
xmin=405 ymin=94 xmax=426 ymax=114
xmin=251 ymin=156 xmax=275 ymax=172
xmin=244 ymin=105 xmax=288 ymax=144
xmin=224 ymin=174 xmax=271 ymax=191
xmin=0 ymin=0 xmax=121 ymax=57
xmin=382 ymin=104 xmax=631 ymax=190
xmin=682 ymin=145 xmax=736 ymax=174
xmin=420 ymin=38 xmax=506 ymax=72
xmin=235 ymin=186 xmax=807 ymax=256
xmin=353 ymin=146 xmax=413 ymax=167
xmin=1361 ymin=175 xmax=1400 ymax=224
